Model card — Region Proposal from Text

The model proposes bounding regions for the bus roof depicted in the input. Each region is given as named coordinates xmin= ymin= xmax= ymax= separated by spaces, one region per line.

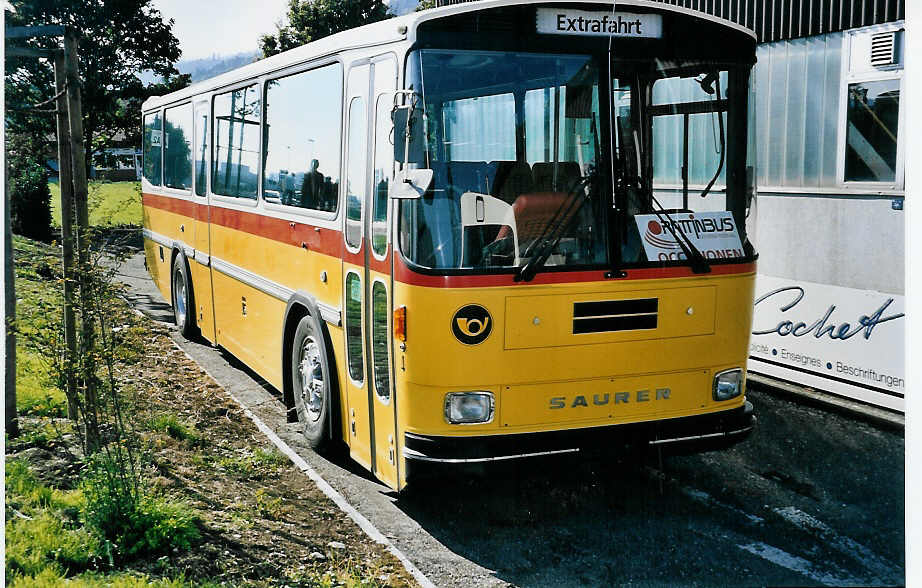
xmin=142 ymin=0 xmax=756 ymax=111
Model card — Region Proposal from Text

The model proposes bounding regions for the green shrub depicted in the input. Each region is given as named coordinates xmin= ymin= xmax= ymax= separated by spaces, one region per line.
xmin=81 ymin=455 xmax=200 ymax=560
xmin=9 ymin=158 xmax=53 ymax=242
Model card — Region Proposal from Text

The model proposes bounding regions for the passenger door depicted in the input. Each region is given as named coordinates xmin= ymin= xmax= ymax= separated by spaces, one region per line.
xmin=192 ymin=98 xmax=216 ymax=342
xmin=342 ymin=56 xmax=399 ymax=488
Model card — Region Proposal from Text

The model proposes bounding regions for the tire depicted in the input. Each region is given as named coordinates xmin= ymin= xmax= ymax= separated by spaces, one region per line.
xmin=171 ymin=252 xmax=196 ymax=339
xmin=290 ymin=314 xmax=332 ymax=450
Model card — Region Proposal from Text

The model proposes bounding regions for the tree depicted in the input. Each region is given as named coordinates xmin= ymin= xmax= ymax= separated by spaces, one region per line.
xmin=4 ymin=1 xmax=186 ymax=177
xmin=259 ymin=0 xmax=392 ymax=58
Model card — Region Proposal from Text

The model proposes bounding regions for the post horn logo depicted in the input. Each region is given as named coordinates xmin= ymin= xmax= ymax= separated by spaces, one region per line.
xmin=451 ymin=304 xmax=493 ymax=345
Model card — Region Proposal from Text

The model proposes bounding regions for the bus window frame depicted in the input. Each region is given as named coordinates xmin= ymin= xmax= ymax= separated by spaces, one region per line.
xmin=344 ymin=86 xmax=369 ymax=255
xmin=260 ymin=57 xmax=345 ymax=222
xmin=210 ymin=79 xmax=262 ymax=209
xmin=370 ymin=276 xmax=392 ymax=406
xmin=162 ymin=100 xmax=195 ymax=198
xmin=141 ymin=108 xmax=163 ymax=190
xmin=370 ymin=53 xmax=398 ymax=262
xmin=193 ymin=99 xmax=210 ymax=198
xmin=344 ymin=268 xmax=366 ymax=388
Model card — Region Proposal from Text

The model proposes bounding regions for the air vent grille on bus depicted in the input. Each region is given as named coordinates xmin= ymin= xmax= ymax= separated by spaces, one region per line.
xmin=420 ymin=9 xmax=526 ymax=34
xmin=870 ymin=32 xmax=897 ymax=67
xmin=572 ymin=298 xmax=658 ymax=334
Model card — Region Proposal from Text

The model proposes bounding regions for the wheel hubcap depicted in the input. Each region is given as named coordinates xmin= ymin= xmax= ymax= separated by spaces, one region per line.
xmin=298 ymin=336 xmax=324 ymax=422
xmin=174 ymin=269 xmax=186 ymax=328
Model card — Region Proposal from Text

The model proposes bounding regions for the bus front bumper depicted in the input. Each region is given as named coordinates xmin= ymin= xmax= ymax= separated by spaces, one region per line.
xmin=403 ymin=401 xmax=755 ymax=467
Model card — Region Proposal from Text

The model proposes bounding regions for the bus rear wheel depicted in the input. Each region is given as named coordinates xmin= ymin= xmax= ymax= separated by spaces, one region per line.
xmin=291 ymin=314 xmax=331 ymax=450
xmin=171 ymin=253 xmax=196 ymax=339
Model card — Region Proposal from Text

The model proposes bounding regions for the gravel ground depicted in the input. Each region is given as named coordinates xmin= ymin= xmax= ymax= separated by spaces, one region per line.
xmin=119 ymin=252 xmax=905 ymax=587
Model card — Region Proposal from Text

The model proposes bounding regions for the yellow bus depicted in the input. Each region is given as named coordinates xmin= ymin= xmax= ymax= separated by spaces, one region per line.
xmin=142 ymin=0 xmax=758 ymax=491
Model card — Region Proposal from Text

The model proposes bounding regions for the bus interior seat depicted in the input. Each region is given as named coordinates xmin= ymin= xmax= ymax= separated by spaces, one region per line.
xmin=533 ymin=161 xmax=582 ymax=193
xmin=496 ymin=191 xmax=579 ymax=247
xmin=491 ymin=161 xmax=535 ymax=203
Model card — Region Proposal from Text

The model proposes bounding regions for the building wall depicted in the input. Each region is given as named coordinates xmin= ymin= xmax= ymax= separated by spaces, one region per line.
xmin=750 ymin=24 xmax=905 ymax=294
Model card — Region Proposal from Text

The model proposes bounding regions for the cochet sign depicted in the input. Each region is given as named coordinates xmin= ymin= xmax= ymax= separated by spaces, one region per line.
xmin=536 ymin=8 xmax=663 ymax=39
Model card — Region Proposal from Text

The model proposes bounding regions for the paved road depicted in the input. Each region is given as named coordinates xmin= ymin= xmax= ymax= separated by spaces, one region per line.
xmin=119 ymin=253 xmax=905 ymax=587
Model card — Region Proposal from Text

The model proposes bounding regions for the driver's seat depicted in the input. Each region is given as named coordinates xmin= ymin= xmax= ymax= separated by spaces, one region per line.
xmin=495 ymin=191 xmax=580 ymax=253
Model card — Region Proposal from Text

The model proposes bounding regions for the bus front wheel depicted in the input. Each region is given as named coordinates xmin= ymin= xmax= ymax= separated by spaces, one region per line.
xmin=291 ymin=314 xmax=331 ymax=450
xmin=171 ymin=253 xmax=196 ymax=339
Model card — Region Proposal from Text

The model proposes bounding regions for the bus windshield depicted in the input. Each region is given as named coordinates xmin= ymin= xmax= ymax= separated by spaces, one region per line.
xmin=399 ymin=49 xmax=753 ymax=275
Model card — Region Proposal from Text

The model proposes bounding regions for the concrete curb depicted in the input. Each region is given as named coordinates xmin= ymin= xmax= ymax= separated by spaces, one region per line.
xmin=747 ymin=373 xmax=904 ymax=432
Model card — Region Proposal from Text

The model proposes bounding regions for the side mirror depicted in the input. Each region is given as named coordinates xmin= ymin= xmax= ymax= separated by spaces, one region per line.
xmin=389 ymin=168 xmax=433 ymax=199
xmin=392 ymin=105 xmax=426 ymax=164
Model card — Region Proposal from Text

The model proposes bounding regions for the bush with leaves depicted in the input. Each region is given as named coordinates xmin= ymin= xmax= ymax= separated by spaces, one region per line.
xmin=8 ymin=140 xmax=53 ymax=242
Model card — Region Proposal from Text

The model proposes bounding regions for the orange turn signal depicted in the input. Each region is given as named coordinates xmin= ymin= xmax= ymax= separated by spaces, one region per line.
xmin=394 ymin=305 xmax=407 ymax=343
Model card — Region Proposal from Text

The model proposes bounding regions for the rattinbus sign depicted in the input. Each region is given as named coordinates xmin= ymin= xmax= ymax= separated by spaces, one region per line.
xmin=536 ymin=9 xmax=663 ymax=38
xmin=634 ymin=211 xmax=744 ymax=261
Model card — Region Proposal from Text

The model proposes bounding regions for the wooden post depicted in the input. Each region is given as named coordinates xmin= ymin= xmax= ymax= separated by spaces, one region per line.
xmin=5 ymin=139 xmax=19 ymax=439
xmin=63 ymin=30 xmax=98 ymax=448
xmin=54 ymin=51 xmax=79 ymax=421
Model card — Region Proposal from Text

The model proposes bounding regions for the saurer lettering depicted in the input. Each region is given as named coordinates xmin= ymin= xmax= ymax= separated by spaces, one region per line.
xmin=549 ymin=388 xmax=670 ymax=409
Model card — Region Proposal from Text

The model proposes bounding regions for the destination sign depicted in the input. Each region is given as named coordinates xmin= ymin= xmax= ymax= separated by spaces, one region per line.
xmin=536 ymin=8 xmax=663 ymax=39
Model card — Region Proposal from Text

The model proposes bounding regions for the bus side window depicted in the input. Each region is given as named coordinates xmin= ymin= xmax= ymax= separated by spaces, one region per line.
xmin=143 ymin=111 xmax=163 ymax=186
xmin=371 ymin=93 xmax=393 ymax=257
xmin=212 ymin=84 xmax=260 ymax=199
xmin=164 ymin=103 xmax=193 ymax=192
xmin=262 ymin=63 xmax=343 ymax=210
xmin=194 ymin=102 xmax=208 ymax=196
xmin=345 ymin=97 xmax=366 ymax=250
xmin=345 ymin=271 xmax=364 ymax=384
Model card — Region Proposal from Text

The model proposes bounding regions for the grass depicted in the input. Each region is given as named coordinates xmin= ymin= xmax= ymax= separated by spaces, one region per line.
xmin=217 ymin=447 xmax=289 ymax=480
xmin=48 ymin=181 xmax=142 ymax=227
xmin=16 ymin=348 xmax=66 ymax=418
xmin=146 ymin=415 xmax=202 ymax=448
xmin=5 ymin=460 xmax=102 ymax=579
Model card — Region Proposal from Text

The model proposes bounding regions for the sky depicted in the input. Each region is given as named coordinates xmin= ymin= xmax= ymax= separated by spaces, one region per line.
xmin=152 ymin=0 xmax=290 ymax=61
xmin=152 ymin=0 xmax=414 ymax=62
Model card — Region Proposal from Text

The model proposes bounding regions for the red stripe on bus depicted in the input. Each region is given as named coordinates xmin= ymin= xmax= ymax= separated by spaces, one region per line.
xmin=144 ymin=192 xmax=754 ymax=286
xmin=144 ymin=193 xmax=197 ymax=218
xmin=393 ymin=254 xmax=755 ymax=287
xmin=144 ymin=192 xmax=343 ymax=257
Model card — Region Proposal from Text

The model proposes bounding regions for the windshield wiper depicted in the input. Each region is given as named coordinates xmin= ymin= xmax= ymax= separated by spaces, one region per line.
xmin=648 ymin=190 xmax=711 ymax=274
xmin=514 ymin=176 xmax=592 ymax=283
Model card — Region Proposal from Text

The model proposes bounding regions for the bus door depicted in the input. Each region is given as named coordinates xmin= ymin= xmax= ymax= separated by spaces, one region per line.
xmin=342 ymin=56 xmax=399 ymax=488
xmin=192 ymin=98 xmax=216 ymax=343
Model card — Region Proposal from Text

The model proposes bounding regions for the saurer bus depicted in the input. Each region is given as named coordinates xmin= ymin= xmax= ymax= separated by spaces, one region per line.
xmin=142 ymin=0 xmax=759 ymax=491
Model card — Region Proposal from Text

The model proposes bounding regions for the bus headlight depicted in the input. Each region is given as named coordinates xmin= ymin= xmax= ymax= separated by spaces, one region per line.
xmin=713 ymin=368 xmax=743 ymax=401
xmin=444 ymin=392 xmax=494 ymax=424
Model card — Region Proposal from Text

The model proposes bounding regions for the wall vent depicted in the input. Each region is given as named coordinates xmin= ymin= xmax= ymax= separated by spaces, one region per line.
xmin=870 ymin=32 xmax=897 ymax=67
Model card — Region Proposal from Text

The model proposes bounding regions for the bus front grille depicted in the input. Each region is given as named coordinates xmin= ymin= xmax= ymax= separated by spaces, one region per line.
xmin=572 ymin=298 xmax=658 ymax=334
